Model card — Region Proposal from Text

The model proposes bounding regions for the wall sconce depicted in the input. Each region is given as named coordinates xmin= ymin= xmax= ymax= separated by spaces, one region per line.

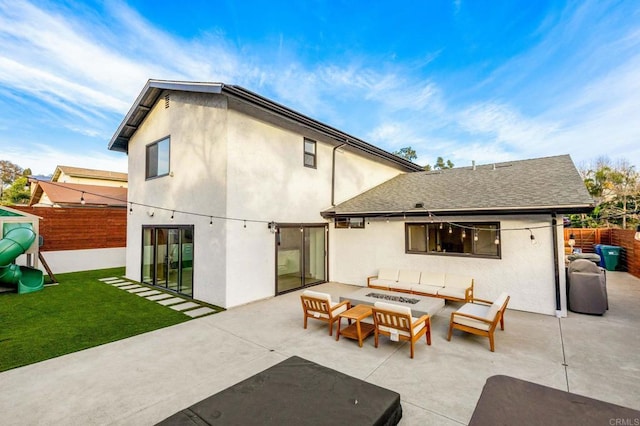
xmin=268 ymin=221 xmax=277 ymax=233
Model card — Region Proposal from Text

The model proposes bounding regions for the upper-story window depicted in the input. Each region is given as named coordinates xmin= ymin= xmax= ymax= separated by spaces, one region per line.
xmin=304 ymin=138 xmax=316 ymax=168
xmin=146 ymin=137 xmax=170 ymax=179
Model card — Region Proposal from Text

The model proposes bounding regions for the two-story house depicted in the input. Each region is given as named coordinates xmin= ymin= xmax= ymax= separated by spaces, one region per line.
xmin=108 ymin=80 xmax=421 ymax=308
xmin=109 ymin=80 xmax=593 ymax=315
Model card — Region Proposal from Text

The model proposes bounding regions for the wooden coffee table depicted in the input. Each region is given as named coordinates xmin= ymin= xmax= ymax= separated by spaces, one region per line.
xmin=336 ymin=304 xmax=375 ymax=347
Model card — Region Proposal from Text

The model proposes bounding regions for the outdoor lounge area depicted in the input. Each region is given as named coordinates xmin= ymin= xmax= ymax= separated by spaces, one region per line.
xmin=0 ymin=272 xmax=639 ymax=424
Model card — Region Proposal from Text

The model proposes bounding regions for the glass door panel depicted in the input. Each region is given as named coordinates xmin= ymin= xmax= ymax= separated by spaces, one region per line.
xmin=180 ymin=228 xmax=193 ymax=297
xmin=276 ymin=227 xmax=303 ymax=293
xmin=276 ymin=225 xmax=327 ymax=294
xmin=143 ymin=225 xmax=194 ymax=297
xmin=304 ymin=227 xmax=326 ymax=285
xmin=155 ymin=228 xmax=169 ymax=288
xmin=142 ymin=228 xmax=154 ymax=284
xmin=167 ymin=229 xmax=180 ymax=291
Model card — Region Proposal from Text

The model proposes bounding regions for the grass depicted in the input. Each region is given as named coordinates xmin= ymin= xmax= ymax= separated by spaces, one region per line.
xmin=0 ymin=268 xmax=198 ymax=372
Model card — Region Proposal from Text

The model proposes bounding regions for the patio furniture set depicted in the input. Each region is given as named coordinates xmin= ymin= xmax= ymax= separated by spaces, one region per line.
xmin=301 ymin=269 xmax=511 ymax=356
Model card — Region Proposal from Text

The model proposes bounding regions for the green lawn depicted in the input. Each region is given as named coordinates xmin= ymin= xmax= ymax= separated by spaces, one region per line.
xmin=0 ymin=268 xmax=198 ymax=372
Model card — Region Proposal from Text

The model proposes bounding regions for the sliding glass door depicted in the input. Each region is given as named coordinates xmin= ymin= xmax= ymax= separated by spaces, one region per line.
xmin=142 ymin=226 xmax=193 ymax=297
xmin=276 ymin=225 xmax=327 ymax=294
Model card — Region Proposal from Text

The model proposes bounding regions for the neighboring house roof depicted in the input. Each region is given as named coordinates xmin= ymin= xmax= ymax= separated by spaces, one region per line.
xmin=52 ymin=166 xmax=128 ymax=183
xmin=29 ymin=182 xmax=127 ymax=208
xmin=108 ymin=79 xmax=423 ymax=172
xmin=323 ymin=155 xmax=594 ymax=217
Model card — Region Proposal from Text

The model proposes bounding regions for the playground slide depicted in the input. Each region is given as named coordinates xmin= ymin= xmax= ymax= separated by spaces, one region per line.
xmin=0 ymin=224 xmax=44 ymax=294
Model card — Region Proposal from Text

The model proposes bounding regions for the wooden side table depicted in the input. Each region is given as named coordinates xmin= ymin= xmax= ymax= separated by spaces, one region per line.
xmin=336 ymin=304 xmax=375 ymax=347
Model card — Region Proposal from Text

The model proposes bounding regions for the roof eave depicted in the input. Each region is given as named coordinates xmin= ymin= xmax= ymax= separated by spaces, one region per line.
xmin=322 ymin=204 xmax=595 ymax=218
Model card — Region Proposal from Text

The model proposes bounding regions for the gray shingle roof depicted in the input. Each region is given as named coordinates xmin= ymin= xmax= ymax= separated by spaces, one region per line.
xmin=324 ymin=155 xmax=593 ymax=216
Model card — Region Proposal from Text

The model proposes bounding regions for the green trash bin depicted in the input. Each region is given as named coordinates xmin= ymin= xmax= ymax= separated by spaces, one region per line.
xmin=600 ymin=245 xmax=621 ymax=271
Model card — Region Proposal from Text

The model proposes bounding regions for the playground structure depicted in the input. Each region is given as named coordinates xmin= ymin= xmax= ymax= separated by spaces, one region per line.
xmin=0 ymin=206 xmax=44 ymax=294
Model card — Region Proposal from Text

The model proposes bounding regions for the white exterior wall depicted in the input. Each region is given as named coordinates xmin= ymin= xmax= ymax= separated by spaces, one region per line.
xmin=329 ymin=214 xmax=567 ymax=316
xmin=223 ymin=108 xmax=404 ymax=308
xmin=16 ymin=248 xmax=125 ymax=274
xmin=124 ymin=91 xmax=406 ymax=308
xmin=125 ymin=91 xmax=229 ymax=307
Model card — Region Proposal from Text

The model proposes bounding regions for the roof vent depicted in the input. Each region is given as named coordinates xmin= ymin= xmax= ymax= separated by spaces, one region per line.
xmin=415 ymin=202 xmax=424 ymax=208
xmin=164 ymin=94 xmax=170 ymax=109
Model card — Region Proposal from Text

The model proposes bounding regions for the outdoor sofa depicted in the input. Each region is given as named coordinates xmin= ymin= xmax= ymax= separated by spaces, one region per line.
xmin=368 ymin=268 xmax=474 ymax=302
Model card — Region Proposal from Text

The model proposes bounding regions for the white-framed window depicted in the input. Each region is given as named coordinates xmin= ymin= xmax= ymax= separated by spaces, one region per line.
xmin=304 ymin=138 xmax=316 ymax=168
xmin=146 ymin=137 xmax=170 ymax=179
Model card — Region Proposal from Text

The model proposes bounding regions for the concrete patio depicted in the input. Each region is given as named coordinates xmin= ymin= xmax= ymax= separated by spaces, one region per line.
xmin=1 ymin=272 xmax=639 ymax=425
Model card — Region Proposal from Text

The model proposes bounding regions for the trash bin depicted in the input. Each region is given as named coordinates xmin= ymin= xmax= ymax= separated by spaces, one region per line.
xmin=600 ymin=245 xmax=621 ymax=271
xmin=594 ymin=244 xmax=605 ymax=268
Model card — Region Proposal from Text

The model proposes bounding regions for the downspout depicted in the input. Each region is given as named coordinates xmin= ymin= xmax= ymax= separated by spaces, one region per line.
xmin=331 ymin=143 xmax=346 ymax=206
xmin=551 ymin=213 xmax=562 ymax=316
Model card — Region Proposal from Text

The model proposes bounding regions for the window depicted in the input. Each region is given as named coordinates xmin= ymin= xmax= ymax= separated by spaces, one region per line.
xmin=304 ymin=138 xmax=316 ymax=168
xmin=405 ymin=222 xmax=500 ymax=258
xmin=335 ymin=217 xmax=365 ymax=229
xmin=146 ymin=137 xmax=170 ymax=179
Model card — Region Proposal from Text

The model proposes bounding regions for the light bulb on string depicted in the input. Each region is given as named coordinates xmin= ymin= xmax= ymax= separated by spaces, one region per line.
xmin=494 ymin=235 xmax=500 ymax=245
xmin=128 ymin=202 xmax=132 ymax=215
xmin=461 ymin=229 xmax=466 ymax=239
xmin=474 ymin=230 xmax=479 ymax=242
xmin=439 ymin=223 xmax=443 ymax=230
xmin=170 ymin=211 xmax=175 ymax=221
xmin=209 ymin=217 xmax=213 ymax=227
xmin=448 ymin=225 xmax=452 ymax=234
xmin=80 ymin=192 xmax=86 ymax=205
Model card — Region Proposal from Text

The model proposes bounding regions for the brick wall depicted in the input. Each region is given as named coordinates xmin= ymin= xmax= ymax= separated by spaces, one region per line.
xmin=11 ymin=206 xmax=126 ymax=251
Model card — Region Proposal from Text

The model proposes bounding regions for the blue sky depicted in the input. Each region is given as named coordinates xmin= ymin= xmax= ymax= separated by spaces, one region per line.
xmin=1 ymin=0 xmax=639 ymax=175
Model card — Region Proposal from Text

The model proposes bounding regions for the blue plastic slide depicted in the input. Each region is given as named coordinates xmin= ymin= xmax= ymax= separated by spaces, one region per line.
xmin=0 ymin=223 xmax=44 ymax=294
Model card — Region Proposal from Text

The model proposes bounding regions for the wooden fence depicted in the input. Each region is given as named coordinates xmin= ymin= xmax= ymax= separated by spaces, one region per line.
xmin=11 ymin=206 xmax=127 ymax=252
xmin=564 ymin=228 xmax=640 ymax=278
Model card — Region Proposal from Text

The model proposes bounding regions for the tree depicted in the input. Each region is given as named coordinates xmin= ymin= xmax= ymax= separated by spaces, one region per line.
xmin=22 ymin=168 xmax=32 ymax=177
xmin=580 ymin=157 xmax=639 ymax=229
xmin=0 ymin=160 xmax=23 ymax=186
xmin=433 ymin=157 xmax=454 ymax=170
xmin=393 ymin=147 xmax=417 ymax=161
xmin=1 ymin=176 xmax=30 ymax=205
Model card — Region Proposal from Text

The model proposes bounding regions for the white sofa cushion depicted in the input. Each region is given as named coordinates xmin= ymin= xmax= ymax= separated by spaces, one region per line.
xmin=392 ymin=281 xmax=414 ymax=291
xmin=302 ymin=290 xmax=331 ymax=301
xmin=369 ymin=279 xmax=396 ymax=289
xmin=398 ymin=269 xmax=421 ymax=284
xmin=411 ymin=284 xmax=441 ymax=296
xmin=302 ymin=290 xmax=345 ymax=319
xmin=437 ymin=286 xmax=467 ymax=300
xmin=374 ymin=302 xmax=423 ymax=337
xmin=444 ymin=274 xmax=473 ymax=289
xmin=453 ymin=303 xmax=491 ymax=331
xmin=378 ymin=268 xmax=400 ymax=281
xmin=419 ymin=271 xmax=445 ymax=287
xmin=486 ymin=292 xmax=509 ymax=319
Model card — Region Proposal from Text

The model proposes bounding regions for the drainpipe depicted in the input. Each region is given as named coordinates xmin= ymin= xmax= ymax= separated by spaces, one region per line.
xmin=551 ymin=213 xmax=562 ymax=315
xmin=331 ymin=143 xmax=347 ymax=206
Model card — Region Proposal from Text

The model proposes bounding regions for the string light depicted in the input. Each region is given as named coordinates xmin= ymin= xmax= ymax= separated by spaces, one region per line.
xmin=494 ymin=235 xmax=500 ymax=245
xmin=448 ymin=225 xmax=453 ymax=234
xmin=28 ymin=177 xmax=595 ymax=243
xmin=461 ymin=229 xmax=466 ymax=239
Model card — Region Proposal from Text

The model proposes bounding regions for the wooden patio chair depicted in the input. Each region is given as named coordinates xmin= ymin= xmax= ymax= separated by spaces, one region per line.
xmin=447 ymin=292 xmax=510 ymax=352
xmin=300 ymin=290 xmax=351 ymax=336
xmin=371 ymin=302 xmax=431 ymax=359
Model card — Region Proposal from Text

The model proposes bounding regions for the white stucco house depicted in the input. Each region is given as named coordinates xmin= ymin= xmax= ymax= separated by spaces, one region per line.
xmin=108 ymin=79 xmax=593 ymax=316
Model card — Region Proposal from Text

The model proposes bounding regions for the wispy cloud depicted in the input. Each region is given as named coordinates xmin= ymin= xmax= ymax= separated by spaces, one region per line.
xmin=0 ymin=0 xmax=638 ymax=176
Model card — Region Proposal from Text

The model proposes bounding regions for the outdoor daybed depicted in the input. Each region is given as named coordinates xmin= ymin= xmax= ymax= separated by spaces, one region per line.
xmin=368 ymin=268 xmax=474 ymax=302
